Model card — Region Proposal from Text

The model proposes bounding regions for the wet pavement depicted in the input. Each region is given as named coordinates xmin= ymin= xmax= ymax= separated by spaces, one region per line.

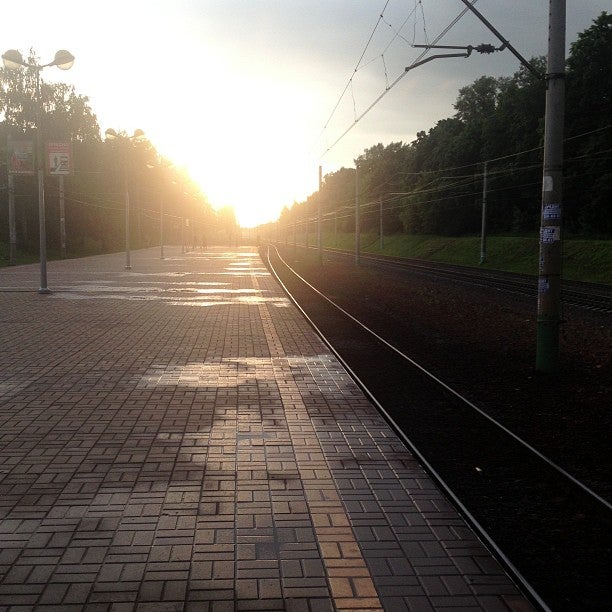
xmin=0 ymin=247 xmax=533 ymax=610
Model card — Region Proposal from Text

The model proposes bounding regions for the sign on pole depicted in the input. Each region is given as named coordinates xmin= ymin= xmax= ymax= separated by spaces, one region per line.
xmin=46 ymin=141 xmax=73 ymax=175
xmin=7 ymin=140 xmax=35 ymax=174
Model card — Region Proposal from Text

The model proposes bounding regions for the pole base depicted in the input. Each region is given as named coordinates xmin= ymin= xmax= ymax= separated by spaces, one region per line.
xmin=536 ymin=319 xmax=560 ymax=373
xmin=38 ymin=287 xmax=51 ymax=295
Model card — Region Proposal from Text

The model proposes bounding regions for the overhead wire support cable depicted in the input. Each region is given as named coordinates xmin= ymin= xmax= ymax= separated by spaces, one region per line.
xmin=417 ymin=0 xmax=429 ymax=46
xmin=380 ymin=12 xmax=415 ymax=48
xmin=355 ymin=3 xmax=421 ymax=72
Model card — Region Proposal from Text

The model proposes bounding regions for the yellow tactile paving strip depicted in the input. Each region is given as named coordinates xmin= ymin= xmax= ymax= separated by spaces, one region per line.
xmin=254 ymin=272 xmax=384 ymax=610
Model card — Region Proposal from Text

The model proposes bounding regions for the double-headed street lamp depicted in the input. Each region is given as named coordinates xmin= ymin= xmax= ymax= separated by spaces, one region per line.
xmin=105 ymin=128 xmax=147 ymax=270
xmin=2 ymin=49 xmax=75 ymax=293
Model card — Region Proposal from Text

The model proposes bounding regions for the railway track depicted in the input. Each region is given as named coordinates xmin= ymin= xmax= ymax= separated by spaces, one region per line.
xmin=311 ymin=246 xmax=612 ymax=313
xmin=264 ymin=244 xmax=612 ymax=612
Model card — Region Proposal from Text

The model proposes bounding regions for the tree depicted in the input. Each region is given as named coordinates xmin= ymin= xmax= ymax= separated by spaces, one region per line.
xmin=454 ymin=75 xmax=499 ymax=124
xmin=217 ymin=206 xmax=238 ymax=244
xmin=566 ymin=12 xmax=611 ymax=136
xmin=45 ymin=84 xmax=101 ymax=143
xmin=319 ymin=167 xmax=356 ymax=232
xmin=492 ymin=59 xmax=546 ymax=154
xmin=565 ymin=12 xmax=612 ymax=234
xmin=0 ymin=50 xmax=100 ymax=142
xmin=355 ymin=142 xmax=410 ymax=232
xmin=1 ymin=50 xmax=103 ymax=254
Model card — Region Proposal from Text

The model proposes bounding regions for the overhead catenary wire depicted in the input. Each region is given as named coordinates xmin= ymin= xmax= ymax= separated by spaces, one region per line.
xmin=323 ymin=155 xmax=607 ymax=225
xmin=317 ymin=0 xmax=391 ymax=141
xmin=356 ymin=2 xmax=422 ymax=74
xmin=319 ymin=0 xmax=480 ymax=159
xmin=315 ymin=0 xmax=419 ymax=153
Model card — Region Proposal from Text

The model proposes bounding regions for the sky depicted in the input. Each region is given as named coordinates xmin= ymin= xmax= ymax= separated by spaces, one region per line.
xmin=3 ymin=1 xmax=608 ymax=227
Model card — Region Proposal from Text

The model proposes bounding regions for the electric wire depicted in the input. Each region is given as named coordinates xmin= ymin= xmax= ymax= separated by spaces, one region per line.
xmin=320 ymin=1 xmax=479 ymax=159
xmin=317 ymin=0 xmax=391 ymax=140
xmin=318 ymin=124 xmax=610 ymax=215
xmin=296 ymin=123 xmax=612 ymax=214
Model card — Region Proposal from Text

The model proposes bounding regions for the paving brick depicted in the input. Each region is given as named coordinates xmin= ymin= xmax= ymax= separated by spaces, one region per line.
xmin=0 ymin=247 xmax=534 ymax=611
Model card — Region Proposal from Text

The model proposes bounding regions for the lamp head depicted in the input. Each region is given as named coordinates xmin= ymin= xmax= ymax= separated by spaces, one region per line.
xmin=52 ymin=50 xmax=75 ymax=70
xmin=132 ymin=129 xmax=146 ymax=142
xmin=2 ymin=49 xmax=26 ymax=70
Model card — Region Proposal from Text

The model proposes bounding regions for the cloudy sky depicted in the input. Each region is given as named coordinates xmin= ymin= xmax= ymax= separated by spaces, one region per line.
xmin=3 ymin=1 xmax=608 ymax=226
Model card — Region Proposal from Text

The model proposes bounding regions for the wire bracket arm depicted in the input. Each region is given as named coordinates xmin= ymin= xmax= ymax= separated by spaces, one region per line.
xmin=457 ymin=0 xmax=544 ymax=79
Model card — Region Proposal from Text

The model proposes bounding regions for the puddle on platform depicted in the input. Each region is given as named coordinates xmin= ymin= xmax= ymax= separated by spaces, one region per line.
xmin=51 ymin=284 xmax=290 ymax=307
xmin=138 ymin=356 xmax=351 ymax=390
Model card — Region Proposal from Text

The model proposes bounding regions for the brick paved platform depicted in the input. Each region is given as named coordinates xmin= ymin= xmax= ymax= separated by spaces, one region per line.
xmin=0 ymin=247 xmax=533 ymax=611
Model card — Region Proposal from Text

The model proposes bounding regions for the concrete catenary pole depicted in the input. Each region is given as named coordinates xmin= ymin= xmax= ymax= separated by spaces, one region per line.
xmin=379 ymin=195 xmax=384 ymax=250
xmin=318 ymin=165 xmax=323 ymax=265
xmin=480 ymin=161 xmax=488 ymax=265
xmin=536 ymin=0 xmax=566 ymax=373
xmin=355 ymin=164 xmax=361 ymax=266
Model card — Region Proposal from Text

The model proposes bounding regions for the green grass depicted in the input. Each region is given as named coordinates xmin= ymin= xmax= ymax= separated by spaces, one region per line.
xmin=0 ymin=238 xmax=128 ymax=268
xmin=0 ymin=243 xmax=39 ymax=267
xmin=301 ymin=232 xmax=611 ymax=285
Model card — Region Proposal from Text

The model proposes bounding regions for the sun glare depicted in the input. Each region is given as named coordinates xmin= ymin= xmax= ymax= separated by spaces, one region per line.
xmin=4 ymin=1 xmax=324 ymax=229
xmin=149 ymin=125 xmax=318 ymax=229
xmin=145 ymin=71 xmax=320 ymax=229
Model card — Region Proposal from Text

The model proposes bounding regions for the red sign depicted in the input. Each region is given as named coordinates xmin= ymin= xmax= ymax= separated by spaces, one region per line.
xmin=46 ymin=141 xmax=73 ymax=175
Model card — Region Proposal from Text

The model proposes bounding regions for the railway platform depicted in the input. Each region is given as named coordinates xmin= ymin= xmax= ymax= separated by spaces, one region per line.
xmin=0 ymin=247 xmax=534 ymax=611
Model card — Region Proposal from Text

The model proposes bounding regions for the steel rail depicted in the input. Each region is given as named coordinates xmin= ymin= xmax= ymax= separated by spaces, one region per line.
xmin=264 ymin=244 xmax=552 ymax=612
xmin=307 ymin=245 xmax=612 ymax=313
xmin=268 ymin=244 xmax=612 ymax=513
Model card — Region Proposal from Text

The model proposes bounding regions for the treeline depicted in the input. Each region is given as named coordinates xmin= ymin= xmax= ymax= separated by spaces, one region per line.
xmin=0 ymin=50 xmax=236 ymax=259
xmin=283 ymin=13 xmax=611 ymax=239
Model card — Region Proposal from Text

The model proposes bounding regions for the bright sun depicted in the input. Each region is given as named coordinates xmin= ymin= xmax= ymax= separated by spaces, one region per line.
xmin=4 ymin=2 xmax=324 ymax=229
xmin=152 ymin=128 xmax=318 ymax=229
xmin=147 ymin=75 xmax=318 ymax=227
xmin=141 ymin=64 xmax=321 ymax=229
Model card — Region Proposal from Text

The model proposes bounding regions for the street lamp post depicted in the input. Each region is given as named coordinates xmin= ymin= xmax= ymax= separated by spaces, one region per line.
xmin=147 ymin=157 xmax=173 ymax=259
xmin=2 ymin=49 xmax=74 ymax=293
xmin=105 ymin=128 xmax=146 ymax=270
xmin=171 ymin=178 xmax=187 ymax=254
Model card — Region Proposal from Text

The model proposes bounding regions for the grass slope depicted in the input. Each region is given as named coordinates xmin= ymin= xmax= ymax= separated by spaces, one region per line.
xmin=318 ymin=233 xmax=611 ymax=285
